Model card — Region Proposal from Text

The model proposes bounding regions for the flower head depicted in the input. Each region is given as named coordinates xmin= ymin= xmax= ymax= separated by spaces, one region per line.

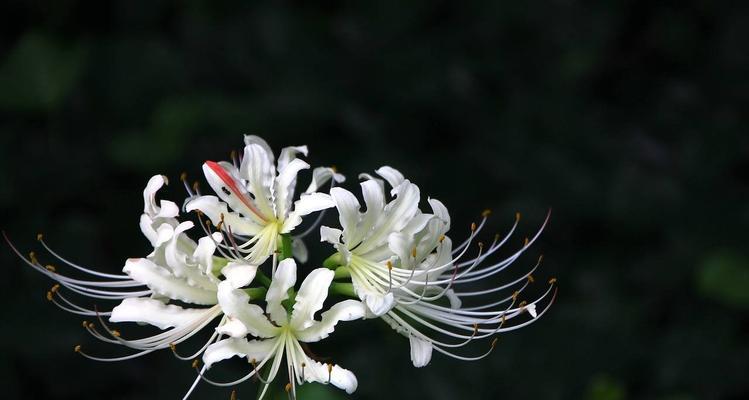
xmin=321 ymin=167 xmax=556 ymax=367
xmin=186 ymin=135 xmax=343 ymax=265
xmin=202 ymin=258 xmax=364 ymax=398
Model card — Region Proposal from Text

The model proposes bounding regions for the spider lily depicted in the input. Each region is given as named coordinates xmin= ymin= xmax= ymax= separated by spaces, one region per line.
xmin=4 ymin=175 xmax=259 ymax=376
xmin=199 ymin=258 xmax=365 ymax=399
xmin=321 ymin=167 xmax=557 ymax=367
xmin=185 ymin=135 xmax=344 ymax=266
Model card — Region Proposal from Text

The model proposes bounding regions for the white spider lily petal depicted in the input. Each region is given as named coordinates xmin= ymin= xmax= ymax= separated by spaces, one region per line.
xmin=185 ymin=136 xmax=340 ymax=265
xmin=202 ymin=258 xmax=364 ymax=398
xmin=110 ymin=297 xmax=211 ymax=330
xmin=322 ymin=167 xmax=557 ymax=367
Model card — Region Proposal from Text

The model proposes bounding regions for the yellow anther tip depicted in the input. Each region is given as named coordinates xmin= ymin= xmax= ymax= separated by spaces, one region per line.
xmin=411 ymin=248 xmax=417 ymax=258
xmin=491 ymin=338 xmax=499 ymax=349
xmin=51 ymin=283 xmax=60 ymax=293
xmin=46 ymin=291 xmax=53 ymax=301
xmin=285 ymin=383 xmax=292 ymax=392
xmin=330 ymin=165 xmax=338 ymax=173
xmin=548 ymin=277 xmax=557 ymax=285
xmin=327 ymin=363 xmax=333 ymax=373
xmin=82 ymin=321 xmax=89 ymax=328
xmin=439 ymin=234 xmax=446 ymax=243
xmin=230 ymin=390 xmax=237 ymax=400
xmin=180 ymin=172 xmax=188 ymax=182
xmin=515 ymin=212 xmax=521 ymax=221
xmin=470 ymin=222 xmax=477 ymax=231
xmin=482 ymin=209 xmax=492 ymax=217
xmin=45 ymin=265 xmax=56 ymax=272
xmin=74 ymin=345 xmax=81 ymax=353
xmin=478 ymin=242 xmax=484 ymax=249
xmin=192 ymin=359 xmax=200 ymax=369
xmin=523 ymin=237 xmax=529 ymax=246
xmin=169 ymin=343 xmax=176 ymax=351
xmin=111 ymin=330 xmax=121 ymax=337
xmin=519 ymin=300 xmax=527 ymax=307
xmin=36 ymin=233 xmax=43 ymax=241
xmin=527 ymin=274 xmax=535 ymax=283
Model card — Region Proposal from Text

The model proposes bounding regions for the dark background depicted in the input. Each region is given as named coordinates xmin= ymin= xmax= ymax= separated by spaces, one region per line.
xmin=1 ymin=1 xmax=747 ymax=399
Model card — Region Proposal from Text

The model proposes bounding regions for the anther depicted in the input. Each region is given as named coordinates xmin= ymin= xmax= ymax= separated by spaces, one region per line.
xmin=494 ymin=233 xmax=500 ymax=242
xmin=330 ymin=165 xmax=338 ymax=173
xmin=29 ymin=252 xmax=38 ymax=265
xmin=511 ymin=291 xmax=519 ymax=301
xmin=538 ymin=254 xmax=544 ymax=264
xmin=527 ymin=274 xmax=535 ymax=283
xmin=515 ymin=212 xmax=521 ymax=221
xmin=230 ymin=390 xmax=237 ymax=400
xmin=548 ymin=277 xmax=557 ymax=285
xmin=87 ymin=322 xmax=95 ymax=329
xmin=169 ymin=343 xmax=176 ymax=352
xmin=180 ymin=172 xmax=188 ymax=182
xmin=327 ymin=363 xmax=333 ymax=383
xmin=471 ymin=222 xmax=477 ymax=231
xmin=411 ymin=247 xmax=417 ymax=258
xmin=192 ymin=181 xmax=201 ymax=193
xmin=51 ymin=284 xmax=60 ymax=294
xmin=491 ymin=338 xmax=498 ymax=349
xmin=386 ymin=260 xmax=393 ymax=271
xmin=472 ymin=323 xmax=479 ymax=335
xmin=46 ymin=291 xmax=53 ymax=301
xmin=482 ymin=209 xmax=492 ymax=217
xmin=523 ymin=237 xmax=529 ymax=246
xmin=74 ymin=345 xmax=81 ymax=353
xmin=45 ymin=264 xmax=56 ymax=272
xmin=37 ymin=233 xmax=43 ymax=241
xmin=82 ymin=321 xmax=89 ymax=328
xmin=285 ymin=383 xmax=292 ymax=392
xmin=111 ymin=330 xmax=121 ymax=337
xmin=192 ymin=359 xmax=200 ymax=369
xmin=439 ymin=234 xmax=446 ymax=243
xmin=519 ymin=300 xmax=527 ymax=308
xmin=478 ymin=242 xmax=484 ymax=249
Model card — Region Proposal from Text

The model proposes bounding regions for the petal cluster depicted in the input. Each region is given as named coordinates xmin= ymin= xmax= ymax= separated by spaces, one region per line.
xmin=8 ymin=135 xmax=556 ymax=399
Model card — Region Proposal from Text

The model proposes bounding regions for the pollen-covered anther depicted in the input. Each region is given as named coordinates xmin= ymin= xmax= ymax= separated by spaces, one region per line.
xmin=82 ymin=320 xmax=89 ymax=328
xmin=523 ymin=237 xmax=529 ymax=246
xmin=491 ymin=338 xmax=499 ymax=350
xmin=180 ymin=172 xmax=188 ymax=182
xmin=511 ymin=291 xmax=519 ymax=301
xmin=169 ymin=343 xmax=176 ymax=352
xmin=327 ymin=363 xmax=333 ymax=383
xmin=192 ymin=181 xmax=201 ymax=193
xmin=519 ymin=300 xmax=527 ymax=309
xmin=111 ymin=330 xmax=121 ymax=337
xmin=74 ymin=345 xmax=82 ymax=353
xmin=515 ymin=212 xmax=521 ymax=221
xmin=482 ymin=209 xmax=492 ymax=217
xmin=192 ymin=359 xmax=200 ymax=369
xmin=50 ymin=283 xmax=60 ymax=294
xmin=285 ymin=383 xmax=292 ymax=392
xmin=29 ymin=251 xmax=39 ymax=265
xmin=45 ymin=264 xmax=56 ymax=272
xmin=439 ymin=234 xmax=446 ymax=243
xmin=36 ymin=233 xmax=43 ymax=241
xmin=548 ymin=277 xmax=557 ymax=285
xmin=471 ymin=222 xmax=477 ymax=231
xmin=230 ymin=389 xmax=237 ymax=400
xmin=411 ymin=247 xmax=417 ymax=258
xmin=527 ymin=274 xmax=535 ymax=283
xmin=538 ymin=254 xmax=544 ymax=264
xmin=386 ymin=260 xmax=393 ymax=271
xmin=87 ymin=322 xmax=96 ymax=329
xmin=472 ymin=323 xmax=479 ymax=336
xmin=478 ymin=241 xmax=484 ymax=249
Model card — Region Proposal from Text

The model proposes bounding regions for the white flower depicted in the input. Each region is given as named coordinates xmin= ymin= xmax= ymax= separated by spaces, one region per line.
xmin=201 ymin=258 xmax=365 ymax=399
xmin=321 ymin=167 xmax=557 ymax=367
xmin=185 ymin=135 xmax=344 ymax=265
xmin=6 ymin=175 xmax=259 ymax=371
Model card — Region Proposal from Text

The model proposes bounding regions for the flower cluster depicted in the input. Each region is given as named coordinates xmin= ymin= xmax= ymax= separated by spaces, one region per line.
xmin=6 ymin=135 xmax=556 ymax=399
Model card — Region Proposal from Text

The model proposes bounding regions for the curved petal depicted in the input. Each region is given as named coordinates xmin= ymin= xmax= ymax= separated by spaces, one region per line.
xmin=221 ymin=262 xmax=257 ymax=289
xmin=240 ymin=143 xmax=277 ymax=218
xmin=300 ymin=356 xmax=358 ymax=394
xmin=278 ymin=145 xmax=308 ymax=171
xmin=408 ymin=334 xmax=433 ymax=367
xmin=185 ymin=195 xmax=264 ymax=236
xmin=351 ymin=276 xmax=394 ymax=316
xmin=201 ymin=161 xmax=267 ymax=225
xmin=305 ymin=166 xmax=345 ymax=194
xmin=290 ymin=268 xmax=334 ymax=330
xmin=203 ymin=337 xmax=278 ymax=369
xmin=124 ymin=258 xmax=217 ymax=305
xmin=110 ymin=297 xmax=214 ymax=330
xmin=355 ymin=179 xmax=384 ymax=245
xmin=217 ymin=281 xmax=279 ymax=338
xmin=164 ymin=222 xmax=216 ymax=291
xmin=143 ymin=175 xmax=179 ymax=219
xmin=193 ymin=233 xmax=223 ymax=283
xmin=329 ymin=187 xmax=362 ymax=246
xmin=375 ymin=166 xmax=405 ymax=189
xmin=265 ymin=258 xmax=297 ymax=326
xmin=281 ymin=192 xmax=335 ymax=234
xmin=356 ymin=180 xmax=421 ymax=254
xmin=295 ymin=300 xmax=366 ymax=342
xmin=319 ymin=226 xmax=343 ymax=245
xmin=275 ymin=158 xmax=310 ymax=219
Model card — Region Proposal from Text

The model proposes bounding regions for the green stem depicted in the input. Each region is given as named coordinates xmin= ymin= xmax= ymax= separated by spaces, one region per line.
xmin=333 ymin=266 xmax=351 ymax=279
xmin=329 ymin=282 xmax=356 ymax=298
xmin=280 ymin=234 xmax=293 ymax=260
